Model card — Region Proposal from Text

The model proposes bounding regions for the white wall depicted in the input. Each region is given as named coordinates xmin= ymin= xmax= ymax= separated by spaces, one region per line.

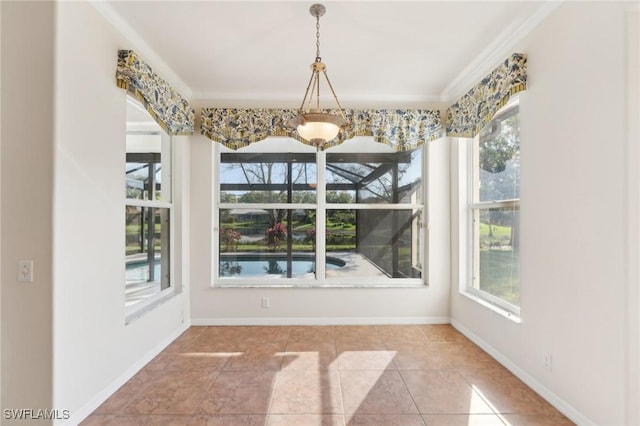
xmin=451 ymin=2 xmax=638 ymax=425
xmin=189 ymin=103 xmax=451 ymax=325
xmin=1 ymin=0 xmax=4 ymax=413
xmin=0 ymin=2 xmax=193 ymax=422
xmin=625 ymin=7 xmax=640 ymax=425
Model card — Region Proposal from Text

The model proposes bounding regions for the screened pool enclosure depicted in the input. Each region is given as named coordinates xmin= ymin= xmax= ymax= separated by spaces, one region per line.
xmin=215 ymin=143 xmax=425 ymax=285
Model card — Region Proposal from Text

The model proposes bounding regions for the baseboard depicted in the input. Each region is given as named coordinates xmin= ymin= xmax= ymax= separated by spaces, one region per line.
xmin=191 ymin=316 xmax=450 ymax=326
xmin=64 ymin=321 xmax=190 ymax=426
xmin=450 ymin=319 xmax=594 ymax=426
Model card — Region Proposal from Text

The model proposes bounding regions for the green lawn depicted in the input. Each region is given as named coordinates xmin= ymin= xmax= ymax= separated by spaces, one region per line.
xmin=479 ymin=248 xmax=520 ymax=305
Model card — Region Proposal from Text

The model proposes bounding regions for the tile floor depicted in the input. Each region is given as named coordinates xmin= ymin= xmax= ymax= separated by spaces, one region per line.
xmin=82 ymin=325 xmax=574 ymax=426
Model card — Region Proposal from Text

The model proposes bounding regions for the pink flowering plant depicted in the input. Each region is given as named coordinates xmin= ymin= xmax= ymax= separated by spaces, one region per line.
xmin=220 ymin=227 xmax=241 ymax=252
xmin=266 ymin=222 xmax=287 ymax=251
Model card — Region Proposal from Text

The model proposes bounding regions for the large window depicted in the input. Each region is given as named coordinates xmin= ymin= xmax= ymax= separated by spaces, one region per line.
xmin=466 ymin=98 xmax=520 ymax=314
xmin=125 ymin=97 xmax=173 ymax=311
xmin=214 ymin=138 xmax=425 ymax=286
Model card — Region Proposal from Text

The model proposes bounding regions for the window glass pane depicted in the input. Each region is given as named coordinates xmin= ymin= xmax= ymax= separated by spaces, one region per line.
xmin=126 ymin=133 xmax=169 ymax=202
xmin=477 ymin=113 xmax=520 ymax=202
xmin=474 ymin=206 xmax=520 ymax=305
xmin=326 ymin=209 xmax=422 ymax=279
xmin=220 ymin=153 xmax=316 ymax=203
xmin=125 ymin=206 xmax=170 ymax=306
xmin=326 ymin=148 xmax=422 ymax=204
xmin=218 ymin=208 xmax=316 ymax=279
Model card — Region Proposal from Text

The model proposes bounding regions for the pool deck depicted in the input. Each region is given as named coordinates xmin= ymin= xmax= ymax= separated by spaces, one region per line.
xmin=324 ymin=251 xmax=388 ymax=279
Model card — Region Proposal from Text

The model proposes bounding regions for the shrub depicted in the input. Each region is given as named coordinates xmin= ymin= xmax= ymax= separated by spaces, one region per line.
xmin=266 ymin=222 xmax=287 ymax=251
xmin=220 ymin=228 xmax=241 ymax=252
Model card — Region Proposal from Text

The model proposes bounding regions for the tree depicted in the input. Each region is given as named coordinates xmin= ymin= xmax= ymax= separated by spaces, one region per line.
xmin=478 ymin=113 xmax=520 ymax=246
xmin=326 ymin=191 xmax=354 ymax=203
xmin=479 ymin=114 xmax=520 ymax=201
xmin=222 ymin=160 xmax=316 ymax=226
xmin=220 ymin=192 xmax=238 ymax=203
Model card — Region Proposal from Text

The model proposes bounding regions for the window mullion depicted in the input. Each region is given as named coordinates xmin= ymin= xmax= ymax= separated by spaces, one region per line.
xmin=470 ymin=199 xmax=520 ymax=210
xmin=316 ymin=150 xmax=326 ymax=282
xmin=212 ymin=143 xmax=220 ymax=281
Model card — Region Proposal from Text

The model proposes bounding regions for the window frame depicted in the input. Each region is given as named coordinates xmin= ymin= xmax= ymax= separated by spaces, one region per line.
xmin=125 ymin=100 xmax=176 ymax=320
xmin=211 ymin=139 xmax=428 ymax=288
xmin=464 ymin=99 xmax=521 ymax=317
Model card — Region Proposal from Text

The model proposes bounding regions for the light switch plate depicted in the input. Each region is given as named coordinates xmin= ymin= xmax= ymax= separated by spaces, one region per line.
xmin=18 ymin=260 xmax=33 ymax=282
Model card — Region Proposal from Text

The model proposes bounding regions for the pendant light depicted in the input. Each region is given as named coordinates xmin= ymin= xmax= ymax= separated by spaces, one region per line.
xmin=290 ymin=4 xmax=350 ymax=147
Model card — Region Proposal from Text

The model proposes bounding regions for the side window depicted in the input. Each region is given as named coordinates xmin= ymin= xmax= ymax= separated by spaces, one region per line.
xmin=125 ymin=96 xmax=173 ymax=311
xmin=467 ymin=97 xmax=520 ymax=314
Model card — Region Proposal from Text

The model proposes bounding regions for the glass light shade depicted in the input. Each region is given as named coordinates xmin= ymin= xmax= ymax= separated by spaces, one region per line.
xmin=297 ymin=121 xmax=340 ymax=143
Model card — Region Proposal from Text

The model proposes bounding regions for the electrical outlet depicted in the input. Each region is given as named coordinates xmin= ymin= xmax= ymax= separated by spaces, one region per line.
xmin=544 ymin=354 xmax=552 ymax=372
xmin=261 ymin=297 xmax=270 ymax=308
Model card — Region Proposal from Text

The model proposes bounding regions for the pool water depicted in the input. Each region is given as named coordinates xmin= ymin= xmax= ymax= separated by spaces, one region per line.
xmin=219 ymin=254 xmax=345 ymax=277
xmin=126 ymin=254 xmax=346 ymax=280
xmin=126 ymin=260 xmax=162 ymax=282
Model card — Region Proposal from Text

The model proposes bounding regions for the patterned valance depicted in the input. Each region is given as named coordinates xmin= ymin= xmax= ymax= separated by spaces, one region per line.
xmin=446 ymin=53 xmax=527 ymax=138
xmin=201 ymin=108 xmax=441 ymax=151
xmin=116 ymin=50 xmax=195 ymax=135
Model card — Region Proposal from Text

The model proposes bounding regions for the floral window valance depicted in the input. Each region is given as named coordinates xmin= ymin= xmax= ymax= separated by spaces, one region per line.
xmin=446 ymin=53 xmax=527 ymax=138
xmin=200 ymin=108 xmax=441 ymax=151
xmin=116 ymin=50 xmax=195 ymax=135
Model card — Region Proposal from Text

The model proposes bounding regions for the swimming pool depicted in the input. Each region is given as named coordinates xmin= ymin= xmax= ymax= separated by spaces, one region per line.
xmin=125 ymin=259 xmax=162 ymax=282
xmin=219 ymin=253 xmax=345 ymax=277
xmin=126 ymin=253 xmax=346 ymax=280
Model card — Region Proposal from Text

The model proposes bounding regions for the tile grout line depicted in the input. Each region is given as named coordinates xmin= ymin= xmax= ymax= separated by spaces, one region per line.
xmin=395 ymin=368 xmax=428 ymax=425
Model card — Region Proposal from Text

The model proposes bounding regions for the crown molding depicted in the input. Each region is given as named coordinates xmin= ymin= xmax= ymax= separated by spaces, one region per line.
xmin=89 ymin=0 xmax=193 ymax=99
xmin=440 ymin=1 xmax=563 ymax=104
xmin=190 ymin=91 xmax=443 ymax=108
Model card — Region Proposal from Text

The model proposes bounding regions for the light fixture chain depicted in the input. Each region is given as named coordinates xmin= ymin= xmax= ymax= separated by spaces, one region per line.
xmin=292 ymin=3 xmax=350 ymax=147
xmin=315 ymin=14 xmax=321 ymax=59
xmin=323 ymin=70 xmax=347 ymax=120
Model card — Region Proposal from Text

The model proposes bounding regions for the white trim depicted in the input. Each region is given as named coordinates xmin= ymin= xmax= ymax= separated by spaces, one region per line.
xmin=219 ymin=202 xmax=318 ymax=210
xmin=218 ymin=203 xmax=423 ymax=211
xmin=125 ymin=131 xmax=175 ymax=321
xmin=464 ymin=114 xmax=522 ymax=318
xmin=458 ymin=290 xmax=521 ymax=323
xmin=191 ymin=316 xmax=450 ymax=326
xmin=451 ymin=319 xmax=595 ymax=426
xmin=125 ymin=289 xmax=181 ymax=325
xmin=213 ymin=146 xmax=427 ymax=287
xmin=190 ymin=90 xmax=442 ymax=105
xmin=470 ymin=199 xmax=520 ymax=210
xmin=441 ymin=1 xmax=562 ymax=103
xmin=64 ymin=322 xmax=190 ymax=426
xmin=124 ymin=199 xmax=172 ymax=209
xmin=316 ymin=149 xmax=327 ymax=279
xmin=213 ymin=281 xmax=426 ymax=289
xmin=212 ymin=142 xmax=220 ymax=283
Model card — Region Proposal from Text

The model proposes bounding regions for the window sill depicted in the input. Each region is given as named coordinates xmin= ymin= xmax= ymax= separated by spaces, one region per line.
xmin=125 ymin=289 xmax=181 ymax=325
xmin=459 ymin=290 xmax=521 ymax=323
xmin=212 ymin=281 xmax=428 ymax=289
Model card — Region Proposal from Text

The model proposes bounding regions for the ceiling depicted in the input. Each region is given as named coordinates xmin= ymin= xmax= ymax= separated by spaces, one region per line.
xmin=105 ymin=1 xmax=550 ymax=109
